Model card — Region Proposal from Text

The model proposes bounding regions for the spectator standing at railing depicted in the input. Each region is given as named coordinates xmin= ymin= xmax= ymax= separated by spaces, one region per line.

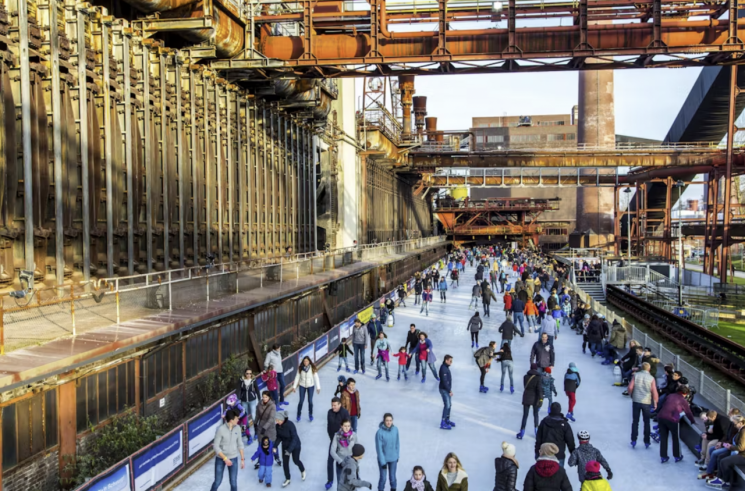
xmin=265 ymin=344 xmax=289 ymax=408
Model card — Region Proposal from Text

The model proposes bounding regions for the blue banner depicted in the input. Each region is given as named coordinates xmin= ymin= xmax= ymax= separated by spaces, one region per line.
xmin=298 ymin=343 xmax=315 ymax=363
xmin=186 ymin=402 xmax=223 ymax=460
xmin=327 ymin=326 xmax=341 ymax=357
xmin=132 ymin=429 xmax=184 ymax=491
xmin=340 ymin=318 xmax=354 ymax=340
xmin=314 ymin=334 xmax=329 ymax=360
xmin=77 ymin=461 xmax=132 ymax=491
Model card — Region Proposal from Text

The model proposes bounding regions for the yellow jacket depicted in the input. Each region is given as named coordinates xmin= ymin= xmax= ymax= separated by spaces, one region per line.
xmin=581 ymin=478 xmax=612 ymax=491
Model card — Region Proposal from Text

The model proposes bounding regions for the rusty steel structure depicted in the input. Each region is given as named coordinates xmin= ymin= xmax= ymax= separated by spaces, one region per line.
xmin=435 ymin=196 xmax=562 ymax=244
xmin=0 ymin=0 xmax=435 ymax=294
xmin=209 ymin=0 xmax=745 ymax=76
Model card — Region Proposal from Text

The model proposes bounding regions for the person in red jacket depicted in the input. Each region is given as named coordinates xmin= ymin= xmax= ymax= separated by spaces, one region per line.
xmin=504 ymin=291 xmax=513 ymax=319
xmin=657 ymin=386 xmax=695 ymax=463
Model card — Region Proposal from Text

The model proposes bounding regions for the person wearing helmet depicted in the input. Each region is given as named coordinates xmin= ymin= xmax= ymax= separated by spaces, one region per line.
xmin=223 ymin=394 xmax=249 ymax=439
xmin=568 ymin=431 xmax=612 ymax=483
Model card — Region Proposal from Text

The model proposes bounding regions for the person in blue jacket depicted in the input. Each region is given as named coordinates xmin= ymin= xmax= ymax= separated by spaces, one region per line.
xmin=250 ymin=436 xmax=275 ymax=486
xmin=375 ymin=413 xmax=400 ymax=491
xmin=439 ymin=355 xmax=455 ymax=430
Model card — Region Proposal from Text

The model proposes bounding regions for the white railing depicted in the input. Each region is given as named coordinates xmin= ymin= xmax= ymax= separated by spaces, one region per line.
xmin=648 ymin=269 xmax=679 ymax=288
xmin=0 ymin=236 xmax=448 ymax=353
xmin=572 ymin=282 xmax=740 ymax=415
xmin=605 ymin=265 xmax=649 ymax=284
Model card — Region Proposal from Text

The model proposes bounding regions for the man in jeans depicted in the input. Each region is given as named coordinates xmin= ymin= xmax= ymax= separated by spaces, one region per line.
xmin=351 ymin=319 xmax=368 ymax=374
xmin=210 ymin=409 xmax=245 ymax=491
xmin=628 ymin=362 xmax=658 ymax=448
xmin=439 ymin=355 xmax=455 ymax=430
xmin=265 ymin=344 xmax=289 ymax=407
xmin=511 ymin=296 xmax=526 ymax=335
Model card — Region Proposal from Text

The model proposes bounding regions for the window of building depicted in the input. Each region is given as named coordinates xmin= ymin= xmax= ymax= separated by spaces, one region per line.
xmin=476 ymin=123 xmax=489 ymax=128
xmin=186 ymin=329 xmax=219 ymax=379
xmin=144 ymin=344 xmax=184 ymax=401
xmin=537 ymin=120 xmax=566 ymax=126
xmin=567 ymin=133 xmax=576 ymax=140
xmin=510 ymin=134 xmax=541 ymax=142
xmin=487 ymin=135 xmax=504 ymax=143
xmin=547 ymin=134 xmax=566 ymax=141
xmin=76 ymin=361 xmax=136 ymax=433
xmin=475 ymin=136 xmax=484 ymax=143
xmin=489 ymin=123 xmax=503 ymax=128
xmin=2 ymin=390 xmax=58 ymax=470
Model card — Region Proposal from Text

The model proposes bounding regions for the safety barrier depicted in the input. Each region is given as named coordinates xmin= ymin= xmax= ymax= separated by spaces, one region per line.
xmin=0 ymin=236 xmax=447 ymax=354
xmin=73 ymin=257 xmax=441 ymax=491
xmin=572 ymin=284 xmax=743 ymax=416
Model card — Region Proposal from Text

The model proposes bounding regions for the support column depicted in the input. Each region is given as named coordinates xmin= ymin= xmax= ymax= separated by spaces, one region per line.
xmin=722 ymin=64 xmax=739 ymax=284
xmin=577 ymin=68 xmax=615 ymax=238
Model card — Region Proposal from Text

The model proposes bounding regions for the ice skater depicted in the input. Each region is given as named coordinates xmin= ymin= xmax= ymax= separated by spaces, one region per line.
xmin=438 ymin=276 xmax=448 ymax=303
xmin=474 ymin=341 xmax=496 ymax=393
xmin=467 ymin=312 xmax=483 ymax=348
xmin=438 ymin=355 xmax=455 ymax=430
xmin=336 ymin=338 xmax=351 ymax=373
xmin=420 ymin=287 xmax=433 ymax=316
xmin=564 ymin=362 xmax=580 ymax=422
xmin=411 ymin=332 xmax=439 ymax=382
xmin=374 ymin=332 xmax=391 ymax=381
xmin=392 ymin=346 xmax=410 ymax=381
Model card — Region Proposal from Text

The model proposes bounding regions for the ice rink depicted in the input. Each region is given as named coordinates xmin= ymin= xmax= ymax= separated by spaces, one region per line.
xmin=177 ymin=261 xmax=698 ymax=490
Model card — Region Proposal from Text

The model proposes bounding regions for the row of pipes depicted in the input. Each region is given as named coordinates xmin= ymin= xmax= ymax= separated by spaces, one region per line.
xmin=0 ymin=0 xmax=332 ymax=290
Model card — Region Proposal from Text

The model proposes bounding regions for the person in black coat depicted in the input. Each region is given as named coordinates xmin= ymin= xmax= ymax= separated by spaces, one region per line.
xmin=585 ymin=316 xmax=604 ymax=356
xmin=494 ymin=442 xmax=519 ymax=491
xmin=275 ymin=411 xmax=306 ymax=485
xmin=414 ymin=280 xmax=423 ymax=305
xmin=535 ymin=402 xmax=576 ymax=467
xmin=517 ymin=364 xmax=544 ymax=439
xmin=498 ymin=318 xmax=524 ymax=348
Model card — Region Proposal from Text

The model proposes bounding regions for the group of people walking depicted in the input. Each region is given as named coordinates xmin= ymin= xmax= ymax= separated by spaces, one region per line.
xmin=205 ymin=243 xmax=729 ymax=491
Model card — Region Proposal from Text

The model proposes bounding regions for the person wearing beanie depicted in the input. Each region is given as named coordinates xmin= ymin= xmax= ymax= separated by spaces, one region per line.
xmin=339 ymin=444 xmax=372 ymax=491
xmin=275 ymin=411 xmax=306 ymax=486
xmin=535 ymin=402 xmax=576 ymax=467
xmin=523 ymin=443 xmax=572 ymax=491
xmin=493 ymin=442 xmax=519 ymax=491
xmin=568 ymin=431 xmax=612 ymax=483
xmin=579 ymin=461 xmax=612 ymax=491
xmin=517 ymin=364 xmax=544 ymax=440
xmin=564 ymin=362 xmax=581 ymax=422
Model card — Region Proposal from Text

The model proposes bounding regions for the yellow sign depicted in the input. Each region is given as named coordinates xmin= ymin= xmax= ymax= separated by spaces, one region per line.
xmin=357 ymin=306 xmax=374 ymax=324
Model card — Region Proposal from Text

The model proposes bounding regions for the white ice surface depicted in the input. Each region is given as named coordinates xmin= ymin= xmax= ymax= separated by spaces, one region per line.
xmin=176 ymin=262 xmax=699 ymax=491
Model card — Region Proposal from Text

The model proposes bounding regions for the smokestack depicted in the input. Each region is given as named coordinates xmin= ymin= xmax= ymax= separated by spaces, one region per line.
xmin=399 ymin=75 xmax=415 ymax=138
xmin=413 ymin=96 xmax=427 ymax=142
xmin=425 ymin=117 xmax=437 ymax=142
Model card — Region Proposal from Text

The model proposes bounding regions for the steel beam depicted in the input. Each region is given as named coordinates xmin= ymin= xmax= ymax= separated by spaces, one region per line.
xmin=722 ymin=64 xmax=740 ymax=284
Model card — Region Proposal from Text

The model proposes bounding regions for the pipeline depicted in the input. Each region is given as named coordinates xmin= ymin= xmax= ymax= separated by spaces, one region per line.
xmin=123 ymin=0 xmax=245 ymax=57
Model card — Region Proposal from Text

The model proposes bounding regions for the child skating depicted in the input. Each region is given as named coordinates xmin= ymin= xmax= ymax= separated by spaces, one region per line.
xmin=251 ymin=436 xmax=275 ymax=487
xmin=542 ymin=367 xmax=558 ymax=411
xmin=375 ymin=332 xmax=391 ymax=381
xmin=393 ymin=346 xmax=410 ymax=380
xmin=336 ymin=338 xmax=351 ymax=372
xmin=564 ymin=362 xmax=581 ymax=422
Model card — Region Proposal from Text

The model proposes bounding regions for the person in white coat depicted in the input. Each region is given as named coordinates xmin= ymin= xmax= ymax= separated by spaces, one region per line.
xmin=265 ymin=343 xmax=289 ymax=407
xmin=292 ymin=356 xmax=321 ymax=422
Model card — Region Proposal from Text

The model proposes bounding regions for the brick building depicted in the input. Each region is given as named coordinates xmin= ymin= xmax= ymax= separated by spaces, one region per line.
xmin=470 ymin=110 xmax=578 ymax=151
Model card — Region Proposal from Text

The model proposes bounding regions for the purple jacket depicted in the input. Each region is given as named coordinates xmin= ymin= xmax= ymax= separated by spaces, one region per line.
xmin=657 ymin=393 xmax=695 ymax=424
xmin=411 ymin=338 xmax=437 ymax=364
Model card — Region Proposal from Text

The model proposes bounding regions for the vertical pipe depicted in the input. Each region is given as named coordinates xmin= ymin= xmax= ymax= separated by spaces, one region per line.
xmin=295 ymin=122 xmax=302 ymax=251
xmin=722 ymin=65 xmax=737 ymax=284
xmin=19 ymin=0 xmax=33 ymax=271
xmin=103 ymin=16 xmax=114 ymax=277
xmin=311 ymin=129 xmax=318 ymax=251
xmin=262 ymin=106 xmax=268 ymax=255
xmin=176 ymin=58 xmax=185 ymax=268
xmin=50 ymin=1 xmax=64 ymax=283
xmin=237 ymin=95 xmax=244 ymax=262
xmin=123 ymin=27 xmax=134 ymax=275
xmin=226 ymin=88 xmax=233 ymax=264
xmin=216 ymin=83 xmax=223 ymax=264
xmin=247 ymin=99 xmax=253 ymax=260
xmin=269 ymin=110 xmax=276 ymax=255
xmin=76 ymin=7 xmax=90 ymax=280
xmin=143 ymin=42 xmax=152 ymax=273
xmin=190 ymin=69 xmax=199 ymax=267
xmin=204 ymin=75 xmax=211 ymax=259
xmin=160 ymin=54 xmax=170 ymax=271
xmin=279 ymin=114 xmax=285 ymax=251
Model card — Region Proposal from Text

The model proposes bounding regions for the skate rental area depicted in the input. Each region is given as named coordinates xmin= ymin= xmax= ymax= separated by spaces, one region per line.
xmin=1 ymin=1 xmax=745 ymax=491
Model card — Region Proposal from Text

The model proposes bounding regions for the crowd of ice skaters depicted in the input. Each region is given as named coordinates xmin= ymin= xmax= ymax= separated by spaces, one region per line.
xmin=206 ymin=245 xmax=742 ymax=491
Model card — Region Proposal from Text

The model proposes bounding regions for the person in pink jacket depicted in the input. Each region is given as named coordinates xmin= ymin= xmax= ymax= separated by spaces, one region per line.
xmin=656 ymin=386 xmax=695 ymax=463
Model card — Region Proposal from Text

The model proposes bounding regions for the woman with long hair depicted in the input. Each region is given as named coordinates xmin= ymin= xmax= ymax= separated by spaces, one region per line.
xmin=404 ymin=465 xmax=435 ymax=491
xmin=436 ymin=453 xmax=468 ymax=491
xmin=292 ymin=356 xmax=321 ymax=422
